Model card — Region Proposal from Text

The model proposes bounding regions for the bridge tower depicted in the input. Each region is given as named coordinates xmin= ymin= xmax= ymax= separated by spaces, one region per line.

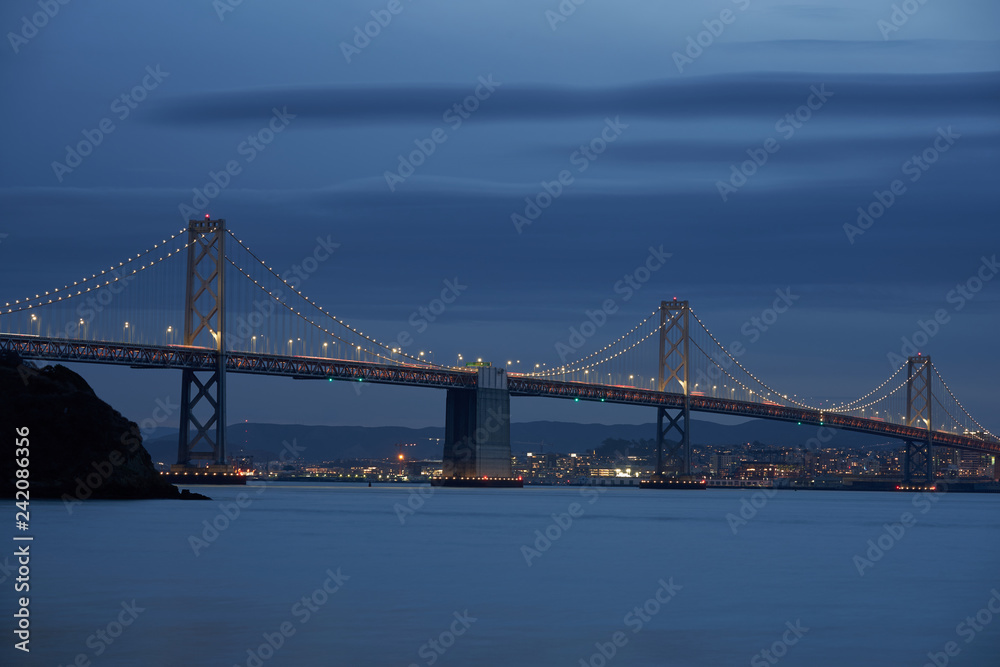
xmin=903 ymin=355 xmax=934 ymax=485
xmin=174 ymin=217 xmax=227 ymax=469
xmin=655 ymin=299 xmax=691 ymax=477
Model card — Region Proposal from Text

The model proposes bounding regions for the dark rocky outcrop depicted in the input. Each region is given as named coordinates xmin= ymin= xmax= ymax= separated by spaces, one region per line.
xmin=0 ymin=351 xmax=208 ymax=501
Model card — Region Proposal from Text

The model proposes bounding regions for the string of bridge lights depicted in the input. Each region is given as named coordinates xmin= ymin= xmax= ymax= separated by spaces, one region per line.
xmin=691 ymin=308 xmax=996 ymax=436
xmin=3 ymin=224 xmax=993 ymax=443
xmin=688 ymin=308 xmax=827 ymax=411
xmin=827 ymin=373 xmax=911 ymax=415
xmin=691 ymin=309 xmax=915 ymax=415
xmin=689 ymin=339 xmax=762 ymax=401
xmin=823 ymin=362 xmax=908 ymax=411
xmin=932 ymin=395 xmax=967 ymax=434
xmin=2 ymin=236 xmax=193 ymax=316
xmin=226 ymin=257 xmax=430 ymax=367
xmin=523 ymin=309 xmax=662 ymax=376
xmin=527 ymin=306 xmax=919 ymax=418
xmin=692 ymin=337 xmax=913 ymax=424
xmin=526 ymin=324 xmax=662 ymax=378
xmin=932 ymin=365 xmax=998 ymax=440
xmin=225 ymin=230 xmax=446 ymax=369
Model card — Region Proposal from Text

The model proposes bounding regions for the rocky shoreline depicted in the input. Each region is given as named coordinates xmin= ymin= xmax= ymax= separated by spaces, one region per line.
xmin=1 ymin=351 xmax=208 ymax=502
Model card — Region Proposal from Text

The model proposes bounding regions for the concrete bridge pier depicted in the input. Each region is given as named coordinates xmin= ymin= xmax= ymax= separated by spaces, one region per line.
xmin=436 ymin=367 xmax=520 ymax=487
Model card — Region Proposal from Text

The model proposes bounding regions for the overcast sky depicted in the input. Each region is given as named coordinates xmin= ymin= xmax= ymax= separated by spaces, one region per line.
xmin=1 ymin=0 xmax=997 ymax=432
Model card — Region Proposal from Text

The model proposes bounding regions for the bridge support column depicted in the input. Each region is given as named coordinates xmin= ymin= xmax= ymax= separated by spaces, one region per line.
xmin=902 ymin=355 xmax=934 ymax=485
xmin=903 ymin=440 xmax=933 ymax=485
xmin=654 ymin=300 xmax=692 ymax=477
xmin=439 ymin=367 xmax=516 ymax=485
xmin=175 ymin=218 xmax=227 ymax=469
xmin=657 ymin=404 xmax=691 ymax=477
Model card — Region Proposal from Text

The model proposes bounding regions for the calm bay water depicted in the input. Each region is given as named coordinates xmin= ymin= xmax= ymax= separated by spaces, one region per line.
xmin=14 ymin=484 xmax=1000 ymax=666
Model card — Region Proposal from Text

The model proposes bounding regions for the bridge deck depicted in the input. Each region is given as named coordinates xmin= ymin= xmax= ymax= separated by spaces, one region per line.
xmin=3 ymin=334 xmax=996 ymax=455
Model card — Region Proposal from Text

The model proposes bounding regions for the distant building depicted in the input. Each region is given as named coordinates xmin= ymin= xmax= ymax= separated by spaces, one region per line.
xmin=737 ymin=462 xmax=796 ymax=480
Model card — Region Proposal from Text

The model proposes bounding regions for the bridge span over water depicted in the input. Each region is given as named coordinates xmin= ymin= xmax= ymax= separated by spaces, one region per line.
xmin=2 ymin=219 xmax=996 ymax=485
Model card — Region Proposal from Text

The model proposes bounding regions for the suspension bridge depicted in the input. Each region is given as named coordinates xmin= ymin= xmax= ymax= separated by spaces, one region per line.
xmin=1 ymin=218 xmax=997 ymax=486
